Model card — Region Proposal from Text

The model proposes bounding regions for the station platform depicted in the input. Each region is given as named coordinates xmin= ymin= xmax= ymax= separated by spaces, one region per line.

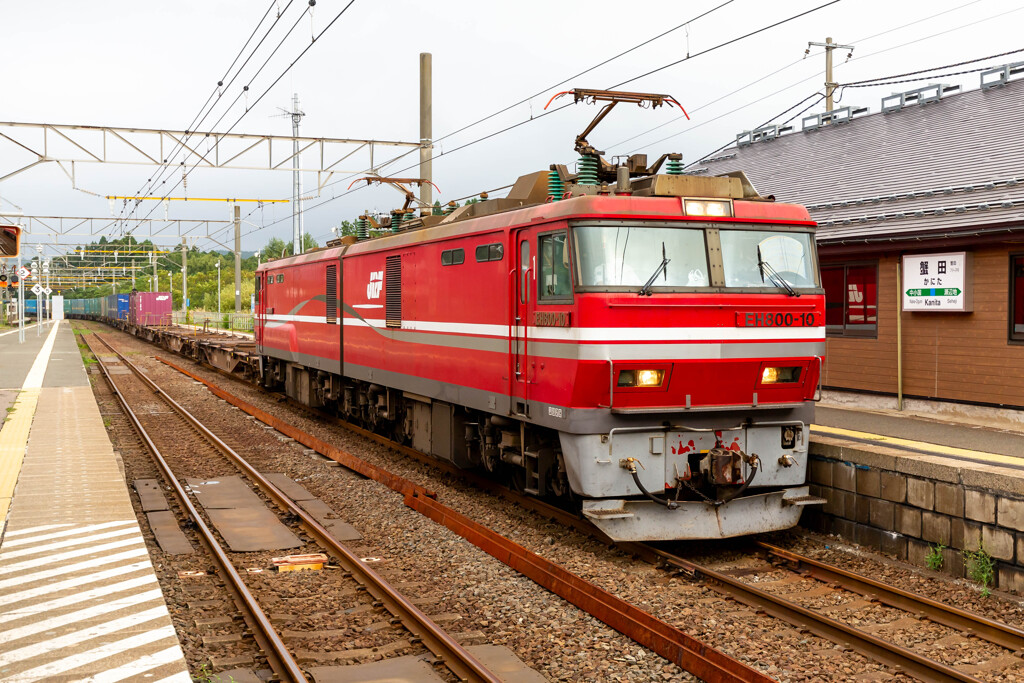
xmin=807 ymin=396 xmax=1024 ymax=592
xmin=0 ymin=321 xmax=190 ymax=681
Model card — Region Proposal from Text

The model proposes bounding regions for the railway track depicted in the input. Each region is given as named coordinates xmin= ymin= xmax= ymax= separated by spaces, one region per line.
xmin=84 ymin=320 xmax=1024 ymax=681
xmin=83 ymin=332 xmax=505 ymax=683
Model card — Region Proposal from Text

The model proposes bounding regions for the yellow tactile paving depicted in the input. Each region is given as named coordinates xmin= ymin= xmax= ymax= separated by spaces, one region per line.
xmin=0 ymin=389 xmax=39 ymax=523
xmin=811 ymin=424 xmax=1024 ymax=469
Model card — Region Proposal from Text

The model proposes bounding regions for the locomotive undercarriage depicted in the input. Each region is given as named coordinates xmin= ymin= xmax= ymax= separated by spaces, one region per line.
xmin=264 ymin=357 xmax=822 ymax=540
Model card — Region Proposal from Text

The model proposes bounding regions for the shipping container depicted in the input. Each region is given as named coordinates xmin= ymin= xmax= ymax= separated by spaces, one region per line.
xmin=130 ymin=291 xmax=172 ymax=326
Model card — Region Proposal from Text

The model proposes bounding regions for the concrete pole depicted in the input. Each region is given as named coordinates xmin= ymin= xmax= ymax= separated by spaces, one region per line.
xmin=234 ymin=204 xmax=241 ymax=312
xmin=419 ymin=53 xmax=432 ymax=216
xmin=291 ymin=93 xmax=305 ymax=255
xmin=181 ymin=238 xmax=188 ymax=313
xmin=152 ymin=251 xmax=156 ymax=292
xmin=825 ymin=36 xmax=834 ymax=112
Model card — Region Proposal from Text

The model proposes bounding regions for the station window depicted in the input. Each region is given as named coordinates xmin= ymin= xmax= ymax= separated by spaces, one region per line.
xmin=538 ymin=232 xmax=572 ymax=301
xmin=441 ymin=248 xmax=465 ymax=266
xmin=822 ymin=263 xmax=877 ymax=337
xmin=1010 ymin=255 xmax=1024 ymax=342
xmin=475 ymin=243 xmax=504 ymax=262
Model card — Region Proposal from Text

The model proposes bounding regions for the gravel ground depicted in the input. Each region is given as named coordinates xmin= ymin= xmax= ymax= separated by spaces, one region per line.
xmin=77 ymin=323 xmax=699 ymax=682
xmin=82 ymin=320 xmax=1024 ymax=682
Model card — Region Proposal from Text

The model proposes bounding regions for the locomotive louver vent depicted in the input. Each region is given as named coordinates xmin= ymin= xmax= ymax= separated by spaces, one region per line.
xmin=385 ymin=255 xmax=401 ymax=329
xmin=325 ymin=265 xmax=337 ymax=324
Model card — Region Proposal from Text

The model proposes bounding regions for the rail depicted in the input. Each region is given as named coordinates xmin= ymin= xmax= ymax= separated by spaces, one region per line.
xmin=83 ymin=333 xmax=308 ymax=682
xmin=152 ymin=352 xmax=772 ymax=683
xmin=630 ymin=543 xmax=982 ymax=683
xmin=756 ymin=542 xmax=1024 ymax=652
xmin=89 ymin=332 xmax=500 ymax=683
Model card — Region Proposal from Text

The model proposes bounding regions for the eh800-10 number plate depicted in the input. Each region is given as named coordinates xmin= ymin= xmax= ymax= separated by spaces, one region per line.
xmin=735 ymin=311 xmax=820 ymax=327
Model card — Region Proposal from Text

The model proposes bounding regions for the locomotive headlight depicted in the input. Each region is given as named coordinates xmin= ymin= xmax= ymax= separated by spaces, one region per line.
xmin=761 ymin=366 xmax=802 ymax=384
xmin=684 ymin=199 xmax=732 ymax=217
xmin=617 ymin=369 xmax=665 ymax=387
xmin=637 ymin=369 xmax=664 ymax=387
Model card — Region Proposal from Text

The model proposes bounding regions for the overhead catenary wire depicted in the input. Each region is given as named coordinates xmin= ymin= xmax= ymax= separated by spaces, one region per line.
xmin=245 ymin=2 xmax=858 ymax=244
xmin=608 ymin=0 xmax=1018 ymax=154
xmin=608 ymin=0 xmax=843 ymax=90
xmin=431 ymin=0 xmax=738 ymax=147
xmin=836 ymin=45 xmax=1024 ymax=88
xmin=135 ymin=0 xmax=358 ymax=230
xmin=120 ymin=1 xmax=297 ymax=229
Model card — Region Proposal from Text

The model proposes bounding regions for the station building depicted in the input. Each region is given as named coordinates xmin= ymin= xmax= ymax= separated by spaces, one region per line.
xmin=706 ymin=63 xmax=1024 ymax=410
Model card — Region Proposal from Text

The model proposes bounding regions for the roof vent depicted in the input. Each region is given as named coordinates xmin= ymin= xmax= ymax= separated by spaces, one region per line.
xmin=882 ymin=84 xmax=959 ymax=113
xmin=981 ymin=61 xmax=1024 ymax=89
xmin=801 ymin=106 xmax=869 ymax=131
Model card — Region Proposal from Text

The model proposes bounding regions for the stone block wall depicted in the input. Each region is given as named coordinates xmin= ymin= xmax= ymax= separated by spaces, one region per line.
xmin=803 ymin=438 xmax=1024 ymax=593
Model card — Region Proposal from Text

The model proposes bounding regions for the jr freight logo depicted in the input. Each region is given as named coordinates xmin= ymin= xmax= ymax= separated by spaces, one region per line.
xmin=366 ymin=270 xmax=383 ymax=299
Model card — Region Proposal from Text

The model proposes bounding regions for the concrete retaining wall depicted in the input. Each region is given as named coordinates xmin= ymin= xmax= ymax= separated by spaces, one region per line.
xmin=803 ymin=436 xmax=1024 ymax=593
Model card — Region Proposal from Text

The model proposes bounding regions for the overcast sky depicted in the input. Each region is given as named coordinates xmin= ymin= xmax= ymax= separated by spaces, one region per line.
xmin=3 ymin=0 xmax=1022 ymax=259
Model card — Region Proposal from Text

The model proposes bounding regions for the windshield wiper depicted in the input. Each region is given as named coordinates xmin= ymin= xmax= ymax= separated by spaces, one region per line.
xmin=639 ymin=242 xmax=670 ymax=297
xmin=757 ymin=245 xmax=800 ymax=297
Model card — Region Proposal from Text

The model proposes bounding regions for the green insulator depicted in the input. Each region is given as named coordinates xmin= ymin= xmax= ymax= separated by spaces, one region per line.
xmin=577 ymin=155 xmax=599 ymax=185
xmin=391 ymin=212 xmax=402 ymax=233
xmin=666 ymin=157 xmax=683 ymax=175
xmin=548 ymin=168 xmax=564 ymax=201
xmin=356 ymin=217 xmax=368 ymax=240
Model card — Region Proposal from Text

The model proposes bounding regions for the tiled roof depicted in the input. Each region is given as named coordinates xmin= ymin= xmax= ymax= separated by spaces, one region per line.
xmin=696 ymin=75 xmax=1024 ymax=242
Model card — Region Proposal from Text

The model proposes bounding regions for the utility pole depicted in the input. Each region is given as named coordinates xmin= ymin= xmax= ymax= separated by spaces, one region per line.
xmin=234 ymin=204 xmax=241 ymax=312
xmin=806 ymin=37 xmax=854 ymax=112
xmin=181 ymin=238 xmax=188 ymax=313
xmin=152 ymin=250 xmax=156 ymax=292
xmin=419 ymin=53 xmax=432 ymax=217
xmin=286 ymin=93 xmax=306 ymax=255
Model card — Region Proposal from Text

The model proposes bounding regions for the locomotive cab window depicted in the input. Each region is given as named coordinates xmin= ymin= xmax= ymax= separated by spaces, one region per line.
xmin=441 ymin=248 xmax=465 ymax=266
xmin=539 ymin=231 xmax=572 ymax=301
xmin=575 ymin=223 xmax=709 ymax=289
xmin=720 ymin=229 xmax=817 ymax=289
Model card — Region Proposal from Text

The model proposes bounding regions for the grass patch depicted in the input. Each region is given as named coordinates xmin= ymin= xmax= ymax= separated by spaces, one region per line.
xmin=963 ymin=542 xmax=996 ymax=597
xmin=925 ymin=544 xmax=945 ymax=571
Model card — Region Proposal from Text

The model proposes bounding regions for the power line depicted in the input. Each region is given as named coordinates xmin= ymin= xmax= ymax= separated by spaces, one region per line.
xmin=432 ymin=0 xmax=738 ymax=147
xmin=249 ymin=1 xmax=853 ymax=242
xmin=619 ymin=3 xmax=1024 ymax=156
xmin=685 ymin=92 xmax=826 ymax=169
xmin=606 ymin=0 xmax=1001 ymax=153
xmin=838 ymin=45 xmax=1024 ymax=87
xmin=608 ymin=0 xmax=843 ymax=89
xmin=121 ymin=1 xmax=296 ymax=228
xmin=135 ymin=0 xmax=358 ymax=229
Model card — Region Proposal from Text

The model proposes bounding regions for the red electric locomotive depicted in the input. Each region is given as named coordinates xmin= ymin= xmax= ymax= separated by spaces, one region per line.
xmin=256 ymin=91 xmax=825 ymax=541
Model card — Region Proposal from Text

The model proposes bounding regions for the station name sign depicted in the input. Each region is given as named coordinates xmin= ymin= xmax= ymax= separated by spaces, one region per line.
xmin=902 ymin=252 xmax=972 ymax=312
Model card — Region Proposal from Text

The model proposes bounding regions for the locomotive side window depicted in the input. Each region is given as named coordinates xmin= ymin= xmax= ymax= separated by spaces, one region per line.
xmin=539 ymin=232 xmax=572 ymax=301
xmin=441 ymin=248 xmax=464 ymax=266
xmin=575 ymin=225 xmax=709 ymax=288
xmin=277 ymin=274 xmax=284 ymax=283
xmin=520 ymin=241 xmax=530 ymax=303
xmin=475 ymin=243 xmax=504 ymax=262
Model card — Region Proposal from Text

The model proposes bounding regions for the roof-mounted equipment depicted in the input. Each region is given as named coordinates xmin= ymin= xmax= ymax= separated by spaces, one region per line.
xmin=545 ymin=88 xmax=689 ymax=183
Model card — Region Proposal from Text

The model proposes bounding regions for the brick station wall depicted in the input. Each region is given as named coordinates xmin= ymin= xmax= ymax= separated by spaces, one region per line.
xmin=802 ymin=439 xmax=1024 ymax=593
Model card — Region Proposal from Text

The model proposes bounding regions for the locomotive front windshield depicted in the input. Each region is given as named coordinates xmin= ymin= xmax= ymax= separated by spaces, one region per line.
xmin=574 ymin=223 xmax=818 ymax=290
xmin=575 ymin=225 xmax=710 ymax=287
xmin=720 ymin=229 xmax=817 ymax=288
